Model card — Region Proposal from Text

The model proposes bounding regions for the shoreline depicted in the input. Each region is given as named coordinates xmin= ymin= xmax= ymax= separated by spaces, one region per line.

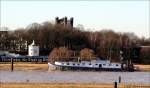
xmin=1 ymin=82 xmax=150 ymax=88
xmin=0 ymin=63 xmax=149 ymax=72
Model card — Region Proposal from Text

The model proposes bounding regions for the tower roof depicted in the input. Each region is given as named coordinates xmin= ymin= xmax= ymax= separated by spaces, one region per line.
xmin=30 ymin=40 xmax=36 ymax=46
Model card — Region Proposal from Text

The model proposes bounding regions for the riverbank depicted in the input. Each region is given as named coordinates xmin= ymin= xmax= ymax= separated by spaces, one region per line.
xmin=1 ymin=83 xmax=150 ymax=88
xmin=0 ymin=63 xmax=48 ymax=71
xmin=134 ymin=64 xmax=150 ymax=71
xmin=0 ymin=63 xmax=149 ymax=71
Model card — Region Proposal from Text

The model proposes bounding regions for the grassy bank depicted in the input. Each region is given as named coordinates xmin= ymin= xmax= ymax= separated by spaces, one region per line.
xmin=0 ymin=63 xmax=149 ymax=71
xmin=134 ymin=64 xmax=150 ymax=71
xmin=0 ymin=63 xmax=48 ymax=71
xmin=1 ymin=83 xmax=150 ymax=88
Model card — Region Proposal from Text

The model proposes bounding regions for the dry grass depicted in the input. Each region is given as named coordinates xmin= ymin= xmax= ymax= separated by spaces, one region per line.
xmin=134 ymin=64 xmax=150 ymax=71
xmin=0 ymin=83 xmax=150 ymax=88
xmin=0 ymin=63 xmax=48 ymax=71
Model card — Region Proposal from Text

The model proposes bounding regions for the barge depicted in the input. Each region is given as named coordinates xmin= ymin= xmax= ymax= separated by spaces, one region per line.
xmin=48 ymin=59 xmax=132 ymax=71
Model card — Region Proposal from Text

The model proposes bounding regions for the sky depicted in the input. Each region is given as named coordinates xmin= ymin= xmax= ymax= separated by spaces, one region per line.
xmin=1 ymin=0 xmax=150 ymax=38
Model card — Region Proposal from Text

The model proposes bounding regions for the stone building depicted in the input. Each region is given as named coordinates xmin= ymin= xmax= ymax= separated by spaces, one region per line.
xmin=0 ymin=27 xmax=9 ymax=50
xmin=55 ymin=17 xmax=73 ymax=28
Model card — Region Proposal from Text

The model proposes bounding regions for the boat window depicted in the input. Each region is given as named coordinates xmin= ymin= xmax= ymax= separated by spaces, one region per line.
xmin=77 ymin=64 xmax=80 ymax=65
xmin=99 ymin=64 xmax=102 ymax=68
xmin=89 ymin=63 xmax=91 ymax=65
xmin=109 ymin=64 xmax=111 ymax=66
xmin=95 ymin=64 xmax=98 ymax=65
xmin=67 ymin=63 xmax=69 ymax=65
xmin=73 ymin=63 xmax=75 ymax=65
xmin=82 ymin=63 xmax=85 ymax=65
xmin=103 ymin=64 xmax=106 ymax=66
xmin=116 ymin=64 xmax=118 ymax=66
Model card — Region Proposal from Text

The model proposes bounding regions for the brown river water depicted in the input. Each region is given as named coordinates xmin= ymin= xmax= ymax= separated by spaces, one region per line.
xmin=0 ymin=71 xmax=149 ymax=84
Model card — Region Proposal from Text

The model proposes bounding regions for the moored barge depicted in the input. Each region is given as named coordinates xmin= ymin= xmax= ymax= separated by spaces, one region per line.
xmin=48 ymin=59 xmax=134 ymax=71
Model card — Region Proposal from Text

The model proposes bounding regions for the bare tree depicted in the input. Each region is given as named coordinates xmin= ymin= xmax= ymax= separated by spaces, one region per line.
xmin=48 ymin=47 xmax=72 ymax=63
xmin=80 ymin=48 xmax=96 ymax=61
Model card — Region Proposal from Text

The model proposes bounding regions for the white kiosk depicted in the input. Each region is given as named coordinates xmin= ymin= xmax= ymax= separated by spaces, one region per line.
xmin=28 ymin=40 xmax=39 ymax=56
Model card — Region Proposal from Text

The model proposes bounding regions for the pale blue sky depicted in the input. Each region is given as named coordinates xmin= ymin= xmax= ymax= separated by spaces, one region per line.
xmin=1 ymin=0 xmax=150 ymax=38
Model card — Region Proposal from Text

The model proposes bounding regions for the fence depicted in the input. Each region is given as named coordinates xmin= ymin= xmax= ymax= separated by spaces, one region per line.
xmin=0 ymin=56 xmax=48 ymax=63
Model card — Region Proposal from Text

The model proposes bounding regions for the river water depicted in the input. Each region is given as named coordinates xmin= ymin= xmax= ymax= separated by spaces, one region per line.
xmin=0 ymin=71 xmax=149 ymax=84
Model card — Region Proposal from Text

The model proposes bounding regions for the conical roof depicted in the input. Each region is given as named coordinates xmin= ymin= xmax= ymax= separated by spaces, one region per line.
xmin=30 ymin=40 xmax=36 ymax=46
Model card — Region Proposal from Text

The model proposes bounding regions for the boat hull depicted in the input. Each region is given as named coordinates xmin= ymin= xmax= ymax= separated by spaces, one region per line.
xmin=54 ymin=65 xmax=122 ymax=71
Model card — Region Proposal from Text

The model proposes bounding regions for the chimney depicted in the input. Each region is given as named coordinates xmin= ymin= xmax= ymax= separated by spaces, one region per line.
xmin=70 ymin=17 xmax=74 ymax=27
xmin=64 ymin=17 xmax=67 ymax=26
xmin=55 ymin=17 xmax=59 ymax=24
